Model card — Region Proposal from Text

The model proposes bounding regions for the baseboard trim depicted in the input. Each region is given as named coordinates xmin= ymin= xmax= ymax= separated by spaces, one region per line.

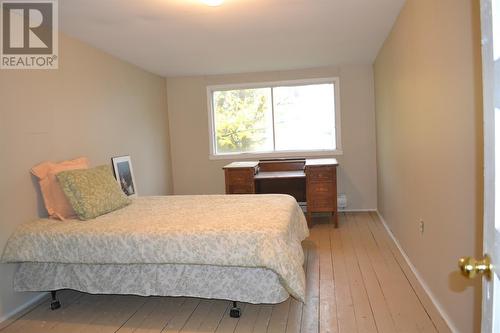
xmin=339 ymin=208 xmax=377 ymax=212
xmin=375 ymin=211 xmax=458 ymax=333
xmin=301 ymin=208 xmax=377 ymax=213
xmin=0 ymin=292 xmax=48 ymax=330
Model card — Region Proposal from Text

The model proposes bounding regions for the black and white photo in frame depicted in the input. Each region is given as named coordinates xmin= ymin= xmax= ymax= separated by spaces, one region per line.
xmin=112 ymin=155 xmax=137 ymax=197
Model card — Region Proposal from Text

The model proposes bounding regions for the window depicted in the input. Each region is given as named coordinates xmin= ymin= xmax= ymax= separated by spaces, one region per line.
xmin=207 ymin=78 xmax=341 ymax=158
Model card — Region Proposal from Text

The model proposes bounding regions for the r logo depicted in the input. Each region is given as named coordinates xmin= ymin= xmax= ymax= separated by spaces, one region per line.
xmin=2 ymin=2 xmax=53 ymax=54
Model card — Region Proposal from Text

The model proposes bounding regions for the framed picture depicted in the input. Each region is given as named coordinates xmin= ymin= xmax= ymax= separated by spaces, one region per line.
xmin=111 ymin=155 xmax=137 ymax=197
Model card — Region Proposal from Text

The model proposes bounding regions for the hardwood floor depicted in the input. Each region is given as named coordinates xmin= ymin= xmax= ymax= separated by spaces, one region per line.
xmin=0 ymin=213 xmax=448 ymax=333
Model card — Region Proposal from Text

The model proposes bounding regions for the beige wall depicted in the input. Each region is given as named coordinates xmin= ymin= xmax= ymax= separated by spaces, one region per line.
xmin=167 ymin=66 xmax=378 ymax=210
xmin=0 ymin=33 xmax=172 ymax=321
xmin=374 ymin=0 xmax=483 ymax=331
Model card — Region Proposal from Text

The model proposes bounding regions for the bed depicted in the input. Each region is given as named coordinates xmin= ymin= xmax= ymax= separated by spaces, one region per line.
xmin=2 ymin=194 xmax=309 ymax=315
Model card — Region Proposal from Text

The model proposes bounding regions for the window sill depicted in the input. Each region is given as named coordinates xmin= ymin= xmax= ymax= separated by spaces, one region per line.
xmin=209 ymin=149 xmax=343 ymax=161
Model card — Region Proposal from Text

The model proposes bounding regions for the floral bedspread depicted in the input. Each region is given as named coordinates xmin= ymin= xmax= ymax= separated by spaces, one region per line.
xmin=2 ymin=194 xmax=309 ymax=301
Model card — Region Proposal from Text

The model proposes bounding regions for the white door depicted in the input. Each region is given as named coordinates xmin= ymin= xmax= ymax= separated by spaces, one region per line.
xmin=479 ymin=0 xmax=500 ymax=331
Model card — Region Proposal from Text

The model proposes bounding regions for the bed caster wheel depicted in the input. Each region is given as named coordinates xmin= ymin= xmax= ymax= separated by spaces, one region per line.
xmin=50 ymin=300 xmax=61 ymax=310
xmin=230 ymin=301 xmax=241 ymax=318
xmin=50 ymin=291 xmax=60 ymax=310
xmin=230 ymin=307 xmax=241 ymax=318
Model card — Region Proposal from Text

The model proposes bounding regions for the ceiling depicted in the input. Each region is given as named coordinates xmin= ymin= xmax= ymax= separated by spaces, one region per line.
xmin=59 ymin=0 xmax=406 ymax=77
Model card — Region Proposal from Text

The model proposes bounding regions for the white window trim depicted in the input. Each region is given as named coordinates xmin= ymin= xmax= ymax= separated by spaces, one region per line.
xmin=206 ymin=77 xmax=342 ymax=160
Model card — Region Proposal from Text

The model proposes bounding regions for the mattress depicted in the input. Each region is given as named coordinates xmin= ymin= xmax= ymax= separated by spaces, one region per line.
xmin=2 ymin=194 xmax=309 ymax=302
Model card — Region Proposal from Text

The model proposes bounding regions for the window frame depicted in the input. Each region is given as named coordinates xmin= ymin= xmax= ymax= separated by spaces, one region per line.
xmin=207 ymin=77 xmax=342 ymax=160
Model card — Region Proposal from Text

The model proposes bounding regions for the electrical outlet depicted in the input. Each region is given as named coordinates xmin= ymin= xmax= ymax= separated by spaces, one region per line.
xmin=337 ymin=194 xmax=347 ymax=209
xmin=419 ymin=220 xmax=425 ymax=235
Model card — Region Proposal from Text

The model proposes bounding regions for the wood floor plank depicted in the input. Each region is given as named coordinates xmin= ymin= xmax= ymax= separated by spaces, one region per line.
xmin=352 ymin=213 xmax=436 ymax=333
xmin=44 ymin=294 xmax=116 ymax=333
xmin=117 ymin=296 xmax=184 ymax=333
xmin=266 ymin=298 xmax=290 ymax=333
xmin=351 ymin=213 xmax=412 ymax=332
xmin=214 ymin=303 xmax=246 ymax=333
xmin=337 ymin=214 xmax=378 ymax=333
xmin=317 ymin=224 xmax=339 ymax=333
xmin=162 ymin=298 xmax=200 ymax=333
xmin=359 ymin=212 xmax=438 ymax=333
xmin=84 ymin=295 xmax=146 ymax=333
xmin=71 ymin=295 xmax=125 ymax=333
xmin=252 ymin=304 xmax=272 ymax=332
xmin=194 ymin=300 xmax=229 ymax=333
xmin=129 ymin=297 xmax=185 ymax=333
xmin=1 ymin=290 xmax=83 ymax=333
xmin=300 ymin=230 xmax=320 ymax=333
xmin=180 ymin=299 xmax=213 ymax=332
xmin=366 ymin=212 xmax=448 ymax=332
xmin=345 ymin=213 xmax=397 ymax=333
xmin=284 ymin=298 xmax=303 ymax=333
xmin=285 ymin=242 xmax=309 ymax=333
xmin=233 ymin=303 xmax=260 ymax=333
xmin=330 ymin=217 xmax=358 ymax=333
xmin=115 ymin=297 xmax=165 ymax=333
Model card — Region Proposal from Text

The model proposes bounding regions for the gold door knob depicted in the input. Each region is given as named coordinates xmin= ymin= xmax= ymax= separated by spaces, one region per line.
xmin=458 ymin=255 xmax=492 ymax=280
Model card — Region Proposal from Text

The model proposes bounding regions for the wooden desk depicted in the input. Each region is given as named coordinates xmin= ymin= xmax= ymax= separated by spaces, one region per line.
xmin=223 ymin=158 xmax=338 ymax=227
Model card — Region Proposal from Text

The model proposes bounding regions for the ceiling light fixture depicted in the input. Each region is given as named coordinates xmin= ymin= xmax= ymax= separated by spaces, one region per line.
xmin=201 ymin=0 xmax=223 ymax=6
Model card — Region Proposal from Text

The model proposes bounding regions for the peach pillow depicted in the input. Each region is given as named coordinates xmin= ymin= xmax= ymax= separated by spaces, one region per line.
xmin=31 ymin=157 xmax=89 ymax=220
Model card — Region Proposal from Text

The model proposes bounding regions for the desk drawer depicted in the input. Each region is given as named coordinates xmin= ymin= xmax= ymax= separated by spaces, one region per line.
xmin=227 ymin=184 xmax=254 ymax=194
xmin=224 ymin=168 xmax=255 ymax=194
xmin=307 ymin=182 xmax=333 ymax=194
xmin=307 ymin=181 xmax=335 ymax=210
xmin=309 ymin=196 xmax=335 ymax=211
xmin=306 ymin=166 xmax=336 ymax=182
xmin=225 ymin=169 xmax=254 ymax=185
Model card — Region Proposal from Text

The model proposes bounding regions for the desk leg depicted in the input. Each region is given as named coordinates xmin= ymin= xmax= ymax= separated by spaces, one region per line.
xmin=332 ymin=212 xmax=338 ymax=228
xmin=307 ymin=211 xmax=312 ymax=228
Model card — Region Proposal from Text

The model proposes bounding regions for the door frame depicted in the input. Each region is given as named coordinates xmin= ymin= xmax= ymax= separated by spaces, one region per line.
xmin=480 ymin=0 xmax=497 ymax=331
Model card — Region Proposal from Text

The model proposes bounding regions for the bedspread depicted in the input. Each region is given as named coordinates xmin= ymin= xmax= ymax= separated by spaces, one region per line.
xmin=2 ymin=194 xmax=309 ymax=301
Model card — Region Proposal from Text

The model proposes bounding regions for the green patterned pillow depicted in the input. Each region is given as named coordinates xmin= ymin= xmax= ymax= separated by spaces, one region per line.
xmin=56 ymin=165 xmax=131 ymax=220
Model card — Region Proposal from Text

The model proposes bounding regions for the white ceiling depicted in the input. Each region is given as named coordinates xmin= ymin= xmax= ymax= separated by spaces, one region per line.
xmin=59 ymin=0 xmax=406 ymax=77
